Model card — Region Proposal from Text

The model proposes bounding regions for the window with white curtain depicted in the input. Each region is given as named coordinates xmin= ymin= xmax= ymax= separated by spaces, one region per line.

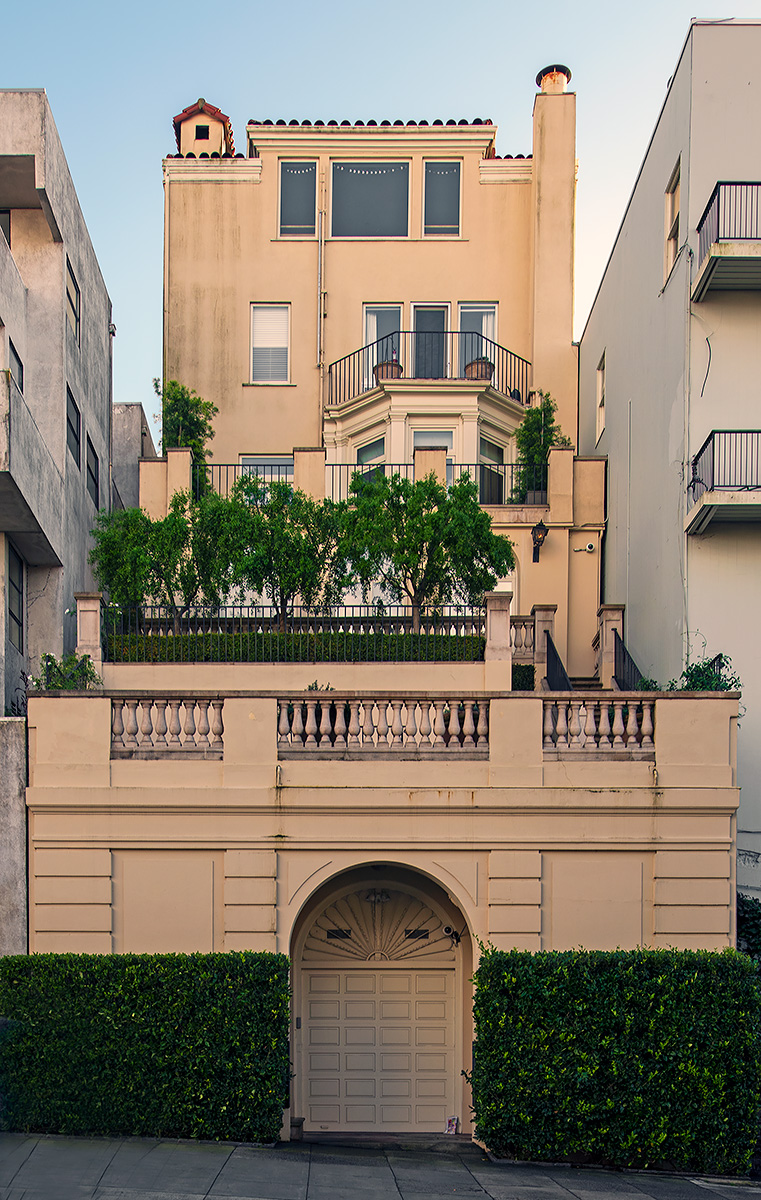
xmin=251 ymin=305 xmax=289 ymax=383
xmin=332 ymin=162 xmax=409 ymax=237
xmin=458 ymin=304 xmax=496 ymax=373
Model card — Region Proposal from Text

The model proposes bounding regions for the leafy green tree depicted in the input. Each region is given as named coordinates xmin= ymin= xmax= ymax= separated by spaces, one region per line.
xmin=154 ymin=378 xmax=218 ymax=470
xmin=345 ymin=471 xmax=514 ymax=631
xmin=228 ymin=476 xmax=349 ymax=631
xmin=513 ymin=391 xmax=572 ymax=501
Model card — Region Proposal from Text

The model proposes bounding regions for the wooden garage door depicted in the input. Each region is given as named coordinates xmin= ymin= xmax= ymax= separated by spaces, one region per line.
xmin=304 ymin=968 xmax=455 ymax=1131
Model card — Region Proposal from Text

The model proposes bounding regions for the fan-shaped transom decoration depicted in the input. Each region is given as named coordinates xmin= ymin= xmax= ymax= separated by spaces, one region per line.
xmin=302 ymin=887 xmax=457 ymax=962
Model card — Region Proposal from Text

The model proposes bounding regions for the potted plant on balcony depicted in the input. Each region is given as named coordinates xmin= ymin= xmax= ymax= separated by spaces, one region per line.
xmin=464 ymin=357 xmax=494 ymax=382
xmin=373 ymin=359 xmax=403 ymax=383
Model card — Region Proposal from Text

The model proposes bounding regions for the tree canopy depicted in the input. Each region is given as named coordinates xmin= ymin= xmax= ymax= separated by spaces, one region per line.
xmin=155 ymin=378 xmax=218 ymax=468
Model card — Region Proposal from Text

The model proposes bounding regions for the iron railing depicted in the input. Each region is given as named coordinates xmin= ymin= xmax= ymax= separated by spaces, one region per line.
xmin=326 ymin=463 xmax=414 ymax=502
xmin=545 ymin=631 xmax=572 ymax=692
xmin=193 ymin=461 xmax=293 ymax=499
xmin=697 ymin=182 xmax=761 ymax=266
xmin=688 ymin=430 xmax=761 ymax=506
xmin=104 ymin=605 xmax=487 ymax=664
xmin=327 ymin=331 xmax=531 ymax=408
xmin=456 ymin=464 xmax=548 ymax=505
xmin=613 ymin=629 xmax=643 ymax=691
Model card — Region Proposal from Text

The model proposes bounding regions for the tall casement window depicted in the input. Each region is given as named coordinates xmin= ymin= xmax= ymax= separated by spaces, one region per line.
xmin=280 ymin=162 xmax=316 ymax=236
xmin=86 ymin=436 xmax=99 ymax=507
xmin=8 ymin=338 xmax=23 ymax=393
xmin=0 ymin=210 xmax=10 ymax=245
xmin=596 ymin=352 xmax=606 ymax=443
xmin=8 ymin=543 xmax=23 ymax=653
xmin=479 ymin=436 xmax=505 ymax=505
xmin=332 ymin=162 xmax=409 ymax=238
xmin=458 ymin=304 xmax=495 ymax=373
xmin=665 ymin=161 xmax=681 ymax=279
xmin=424 ymin=162 xmax=460 ymax=235
xmin=251 ymin=305 xmax=289 ymax=383
xmin=67 ymin=387 xmax=81 ymax=467
xmin=66 ymin=258 xmax=81 ymax=343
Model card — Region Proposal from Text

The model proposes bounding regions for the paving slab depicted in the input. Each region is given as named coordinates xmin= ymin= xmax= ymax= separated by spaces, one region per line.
xmin=0 ymin=1134 xmax=36 ymax=1186
xmin=100 ymin=1141 xmax=234 ymax=1191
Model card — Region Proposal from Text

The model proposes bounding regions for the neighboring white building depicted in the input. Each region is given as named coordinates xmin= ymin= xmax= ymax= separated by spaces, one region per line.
xmin=0 ymin=90 xmax=116 ymax=713
xmin=578 ymin=19 xmax=761 ymax=895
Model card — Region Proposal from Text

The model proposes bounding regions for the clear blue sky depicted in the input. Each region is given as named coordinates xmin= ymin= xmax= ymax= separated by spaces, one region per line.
xmin=2 ymin=1 xmax=749 ymax=441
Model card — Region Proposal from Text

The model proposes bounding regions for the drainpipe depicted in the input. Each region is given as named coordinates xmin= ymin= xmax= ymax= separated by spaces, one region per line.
xmin=317 ymin=168 xmax=327 ymax=424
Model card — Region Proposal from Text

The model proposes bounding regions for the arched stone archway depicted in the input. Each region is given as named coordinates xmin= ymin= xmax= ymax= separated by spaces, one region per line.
xmin=290 ymin=864 xmax=473 ymax=1134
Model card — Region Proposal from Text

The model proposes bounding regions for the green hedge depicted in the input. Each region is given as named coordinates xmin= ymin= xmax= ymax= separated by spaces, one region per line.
xmin=0 ymin=952 xmax=290 ymax=1143
xmin=511 ymin=664 xmax=534 ymax=690
xmin=470 ymin=947 xmax=761 ymax=1173
xmin=106 ymin=631 xmax=485 ymax=663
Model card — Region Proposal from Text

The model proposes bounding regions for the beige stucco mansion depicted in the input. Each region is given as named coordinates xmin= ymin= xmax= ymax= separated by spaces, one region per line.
xmin=15 ymin=66 xmax=741 ymax=1138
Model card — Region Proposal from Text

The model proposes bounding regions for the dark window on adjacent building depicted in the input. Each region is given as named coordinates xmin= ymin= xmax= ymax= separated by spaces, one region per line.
xmin=195 ymin=124 xmax=209 ymax=140
xmin=67 ymin=387 xmax=81 ymax=467
xmin=8 ymin=544 xmax=23 ymax=653
xmin=86 ymin=436 xmax=99 ymax=507
xmin=280 ymin=162 xmax=316 ymax=236
xmin=66 ymin=258 xmax=80 ymax=342
xmin=332 ymin=162 xmax=409 ymax=237
xmin=424 ymin=162 xmax=460 ymax=235
xmin=8 ymin=338 xmax=23 ymax=393
xmin=0 ymin=210 xmax=10 ymax=246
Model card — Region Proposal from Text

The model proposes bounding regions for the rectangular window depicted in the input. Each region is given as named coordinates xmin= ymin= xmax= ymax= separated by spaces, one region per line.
xmin=413 ymin=429 xmax=454 ymax=484
xmin=479 ymin=436 xmax=505 ymax=505
xmin=280 ymin=162 xmax=317 ymax=236
xmin=67 ymin=386 xmax=81 ymax=467
xmin=596 ymin=352 xmax=606 ymax=443
xmin=240 ymin=455 xmax=294 ymax=483
xmin=665 ymin=162 xmax=680 ymax=279
xmin=86 ymin=436 xmax=99 ymax=507
xmin=66 ymin=258 xmax=81 ymax=342
xmin=459 ymin=304 xmax=496 ymax=374
xmin=357 ymin=437 xmax=385 ymax=466
xmin=251 ymin=305 xmax=289 ymax=382
xmin=424 ymin=162 xmax=460 ymax=235
xmin=0 ymin=210 xmax=9 ymax=246
xmin=364 ymin=305 xmax=402 ymax=388
xmin=8 ymin=544 xmax=23 ymax=653
xmin=8 ymin=338 xmax=23 ymax=393
xmin=332 ymin=162 xmax=409 ymax=238
xmin=195 ymin=125 xmax=209 ymax=141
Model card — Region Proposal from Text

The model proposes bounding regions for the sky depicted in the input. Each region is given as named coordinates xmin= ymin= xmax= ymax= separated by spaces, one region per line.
xmin=2 ymin=0 xmax=752 ymax=442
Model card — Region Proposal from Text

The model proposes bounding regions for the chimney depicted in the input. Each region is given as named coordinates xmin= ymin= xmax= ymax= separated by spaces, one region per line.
xmin=536 ymin=64 xmax=572 ymax=95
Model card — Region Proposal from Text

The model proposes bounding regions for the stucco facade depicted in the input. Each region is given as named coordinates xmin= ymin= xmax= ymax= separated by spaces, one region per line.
xmin=578 ymin=20 xmax=761 ymax=896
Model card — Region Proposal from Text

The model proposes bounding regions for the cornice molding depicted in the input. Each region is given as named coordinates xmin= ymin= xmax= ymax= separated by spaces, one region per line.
xmin=163 ymin=159 xmax=262 ymax=183
xmin=479 ymin=159 xmax=532 ymax=185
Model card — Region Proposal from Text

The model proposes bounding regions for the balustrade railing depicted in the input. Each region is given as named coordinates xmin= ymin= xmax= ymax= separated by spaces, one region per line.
xmin=277 ymin=694 xmax=489 ymax=756
xmin=697 ymin=182 xmax=761 ymax=267
xmin=510 ymin=616 xmax=535 ymax=662
xmin=111 ymin=697 xmax=225 ymax=757
xmin=688 ymin=430 xmax=761 ymax=506
xmin=543 ymin=695 xmax=655 ymax=756
xmin=327 ymin=331 xmax=531 ymax=407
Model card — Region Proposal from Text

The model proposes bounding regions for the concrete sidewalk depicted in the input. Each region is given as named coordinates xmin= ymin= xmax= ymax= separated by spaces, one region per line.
xmin=1 ymin=1132 xmax=760 ymax=1200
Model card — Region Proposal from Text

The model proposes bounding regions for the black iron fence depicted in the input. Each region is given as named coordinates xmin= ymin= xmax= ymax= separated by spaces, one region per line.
xmin=326 ymin=463 xmax=414 ymax=502
xmin=688 ymin=430 xmax=761 ymax=506
xmin=104 ymin=605 xmax=486 ymax=664
xmin=327 ymin=331 xmax=531 ymax=408
xmin=326 ymin=462 xmax=548 ymax=504
xmin=545 ymin=631 xmax=572 ymax=691
xmin=697 ymin=182 xmax=761 ymax=266
xmin=613 ymin=629 xmax=643 ymax=691
xmin=193 ymin=461 xmax=293 ymax=499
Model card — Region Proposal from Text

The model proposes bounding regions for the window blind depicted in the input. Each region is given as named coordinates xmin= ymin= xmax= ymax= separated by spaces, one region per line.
xmin=251 ymin=306 xmax=289 ymax=382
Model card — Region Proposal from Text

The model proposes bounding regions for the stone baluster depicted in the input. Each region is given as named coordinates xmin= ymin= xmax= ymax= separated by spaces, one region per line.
xmin=111 ymin=700 xmax=125 ymax=748
xmin=640 ymin=701 xmax=654 ymax=749
xmin=448 ymin=701 xmax=462 ymax=748
xmin=361 ymin=700 xmax=375 ymax=747
xmin=555 ymin=701 xmax=569 ymax=749
xmin=139 ymin=700 xmax=154 ymax=748
xmin=543 ymin=702 xmax=555 ymax=748
xmin=318 ymin=700 xmax=333 ymax=750
xmin=196 ymin=700 xmax=211 ymax=747
xmin=390 ymin=700 xmax=404 ymax=748
xmin=211 ymin=700 xmax=224 ymax=748
xmin=433 ymin=701 xmax=447 ymax=746
xmin=419 ymin=701 xmax=432 ymax=747
xmin=167 ymin=700 xmax=182 ymax=746
xmin=583 ymin=701 xmax=598 ymax=749
xmin=568 ymin=701 xmax=582 ymax=748
xmin=124 ymin=700 xmax=139 ymax=748
xmin=291 ymin=700 xmax=305 ymax=748
xmin=462 ymin=700 xmax=476 ymax=747
xmin=278 ymin=701 xmax=291 ymax=745
xmin=597 ymin=700 xmax=612 ymax=750
xmin=304 ymin=698 xmax=318 ymax=747
xmin=333 ymin=701 xmax=347 ymax=749
xmin=376 ymin=700 xmax=389 ymax=748
xmin=626 ymin=701 xmax=640 ymax=747
xmin=153 ymin=700 xmax=168 ymax=747
xmin=476 ymin=701 xmax=488 ymax=745
xmin=611 ymin=700 xmax=626 ymax=747
xmin=182 ymin=700 xmax=197 ymax=749
xmin=347 ymin=701 xmax=361 ymax=745
xmin=404 ymin=701 xmax=418 ymax=748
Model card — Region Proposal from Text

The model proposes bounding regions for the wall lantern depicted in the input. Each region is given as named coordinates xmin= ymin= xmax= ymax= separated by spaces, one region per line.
xmin=531 ymin=520 xmax=548 ymax=562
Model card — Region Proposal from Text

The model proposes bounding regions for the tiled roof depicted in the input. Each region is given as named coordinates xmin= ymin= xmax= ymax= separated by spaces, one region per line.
xmin=247 ymin=117 xmax=494 ymax=128
xmin=174 ymin=99 xmax=235 ymax=154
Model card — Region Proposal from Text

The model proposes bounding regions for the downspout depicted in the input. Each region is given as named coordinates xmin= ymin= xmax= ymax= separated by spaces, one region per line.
xmin=317 ymin=168 xmax=327 ymax=423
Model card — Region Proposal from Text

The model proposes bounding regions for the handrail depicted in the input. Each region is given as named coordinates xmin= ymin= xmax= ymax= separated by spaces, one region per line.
xmin=545 ymin=631 xmax=572 ymax=692
xmin=613 ymin=629 xmax=643 ymax=691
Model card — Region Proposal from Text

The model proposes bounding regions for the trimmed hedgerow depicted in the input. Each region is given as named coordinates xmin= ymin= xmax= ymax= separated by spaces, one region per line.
xmin=106 ymin=631 xmax=485 ymax=664
xmin=470 ymin=947 xmax=761 ymax=1173
xmin=0 ymin=952 xmax=290 ymax=1143
xmin=738 ymin=892 xmax=761 ymax=961
xmin=511 ymin=664 xmax=534 ymax=690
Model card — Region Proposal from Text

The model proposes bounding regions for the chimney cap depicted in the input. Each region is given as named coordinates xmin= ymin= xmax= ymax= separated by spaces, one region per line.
xmin=536 ymin=64 xmax=572 ymax=89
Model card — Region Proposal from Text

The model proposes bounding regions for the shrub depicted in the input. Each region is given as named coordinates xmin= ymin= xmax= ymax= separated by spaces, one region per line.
xmin=470 ymin=946 xmax=761 ymax=1173
xmin=668 ymin=653 xmax=742 ymax=692
xmin=106 ymin=631 xmax=486 ymax=664
xmin=511 ymin=664 xmax=534 ymax=690
xmin=737 ymin=892 xmax=761 ymax=961
xmin=31 ymin=653 xmax=101 ymax=690
xmin=0 ymin=952 xmax=290 ymax=1142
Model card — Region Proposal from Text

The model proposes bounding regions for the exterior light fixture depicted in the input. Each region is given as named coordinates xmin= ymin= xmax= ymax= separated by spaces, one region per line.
xmin=531 ymin=520 xmax=548 ymax=562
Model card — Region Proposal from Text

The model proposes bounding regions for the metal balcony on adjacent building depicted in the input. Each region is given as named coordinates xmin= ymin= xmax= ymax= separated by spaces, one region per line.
xmin=685 ymin=430 xmax=761 ymax=532
xmin=692 ymin=182 xmax=761 ymax=301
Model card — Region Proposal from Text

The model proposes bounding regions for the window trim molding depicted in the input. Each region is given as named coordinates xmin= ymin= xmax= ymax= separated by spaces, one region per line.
xmin=278 ymin=159 xmax=318 ymax=239
xmin=664 ymin=158 xmax=681 ymax=284
xmin=250 ymin=302 xmax=291 ymax=385
xmin=330 ymin=159 xmax=411 ymax=240
xmin=422 ymin=159 xmax=462 ymax=238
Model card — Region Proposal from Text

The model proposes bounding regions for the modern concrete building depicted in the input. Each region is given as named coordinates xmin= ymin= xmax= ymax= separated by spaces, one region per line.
xmin=0 ymin=89 xmax=113 ymax=714
xmin=578 ymin=19 xmax=761 ymax=897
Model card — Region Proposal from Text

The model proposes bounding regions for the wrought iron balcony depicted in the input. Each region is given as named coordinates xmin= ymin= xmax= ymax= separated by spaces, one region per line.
xmin=327 ymin=331 xmax=531 ymax=407
xmin=693 ymin=183 xmax=761 ymax=300
xmin=686 ymin=430 xmax=761 ymax=532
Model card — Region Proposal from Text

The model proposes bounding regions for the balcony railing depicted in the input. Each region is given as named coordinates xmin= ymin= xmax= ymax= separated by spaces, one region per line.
xmin=327 ymin=462 xmax=547 ymax=504
xmin=193 ymin=461 xmax=293 ymax=499
xmin=327 ymin=331 xmax=531 ymax=408
xmin=697 ymin=183 xmax=761 ymax=267
xmin=688 ymin=430 xmax=761 ymax=506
